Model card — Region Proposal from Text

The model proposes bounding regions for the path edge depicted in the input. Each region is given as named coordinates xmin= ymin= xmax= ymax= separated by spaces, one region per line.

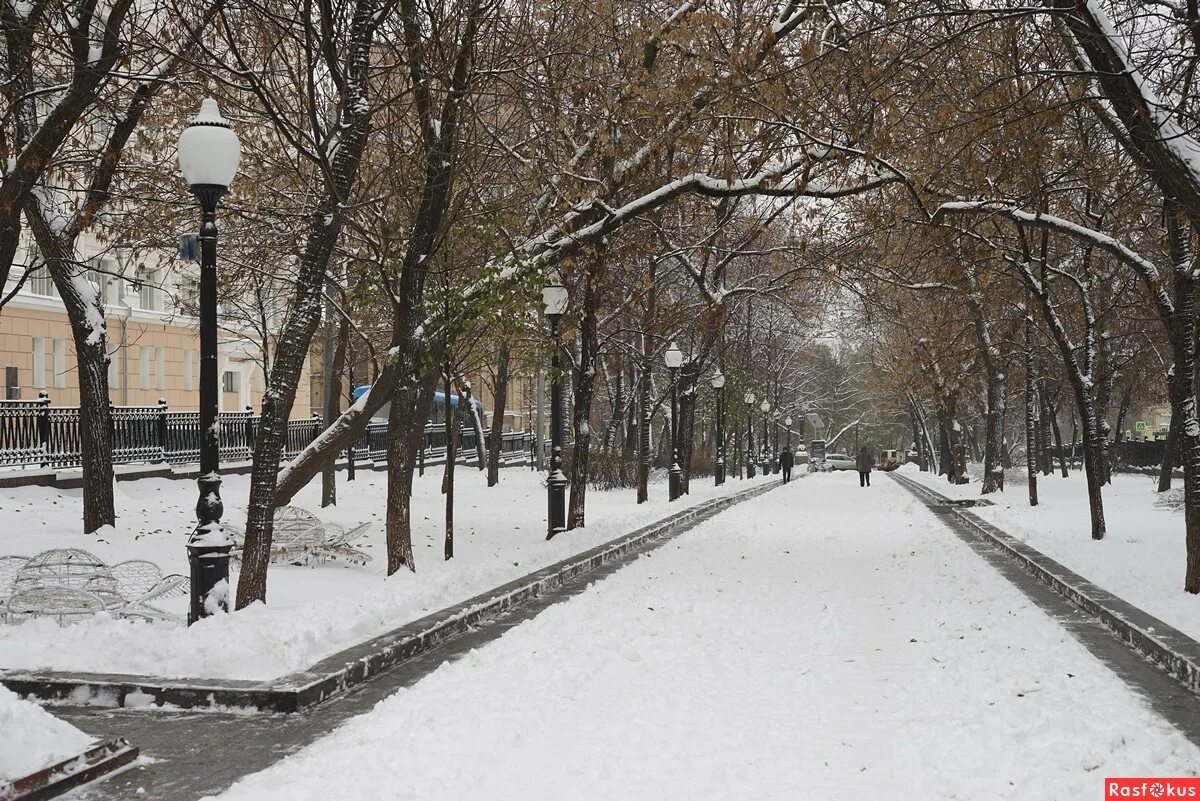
xmin=2 ymin=478 xmax=783 ymax=713
xmin=890 ymin=470 xmax=1200 ymax=697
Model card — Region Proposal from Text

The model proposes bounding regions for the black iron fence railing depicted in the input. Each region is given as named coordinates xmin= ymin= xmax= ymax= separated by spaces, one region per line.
xmin=0 ymin=392 xmax=530 ymax=472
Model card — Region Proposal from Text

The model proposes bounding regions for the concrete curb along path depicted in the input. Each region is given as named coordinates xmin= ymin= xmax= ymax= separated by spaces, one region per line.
xmin=2 ymin=477 xmax=784 ymax=713
xmin=891 ymin=470 xmax=1200 ymax=700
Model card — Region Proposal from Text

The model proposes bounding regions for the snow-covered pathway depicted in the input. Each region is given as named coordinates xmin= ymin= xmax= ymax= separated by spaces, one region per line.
xmin=210 ymin=472 xmax=1200 ymax=801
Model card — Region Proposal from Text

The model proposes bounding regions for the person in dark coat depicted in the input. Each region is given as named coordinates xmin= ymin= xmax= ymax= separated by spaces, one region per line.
xmin=856 ymin=447 xmax=875 ymax=487
xmin=779 ymin=446 xmax=795 ymax=483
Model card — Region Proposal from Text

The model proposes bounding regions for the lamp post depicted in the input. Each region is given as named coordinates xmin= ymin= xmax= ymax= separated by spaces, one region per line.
xmin=665 ymin=341 xmax=684 ymax=500
xmin=178 ymin=98 xmax=240 ymax=625
xmin=760 ymin=398 xmax=771 ymax=475
xmin=744 ymin=391 xmax=756 ymax=478
xmin=711 ymin=371 xmax=725 ymax=485
xmin=785 ymin=415 xmax=793 ymax=449
xmin=543 ymin=281 xmax=570 ymax=539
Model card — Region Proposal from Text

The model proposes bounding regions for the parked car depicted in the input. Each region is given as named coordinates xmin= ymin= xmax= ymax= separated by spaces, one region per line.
xmin=824 ymin=453 xmax=856 ymax=471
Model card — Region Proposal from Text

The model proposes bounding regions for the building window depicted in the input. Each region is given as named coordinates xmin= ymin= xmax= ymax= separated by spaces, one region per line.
xmin=139 ymin=345 xmax=150 ymax=390
xmin=155 ymin=347 xmax=166 ymax=391
xmin=138 ymin=267 xmax=161 ymax=312
xmin=107 ymin=345 xmax=121 ymax=390
xmin=27 ymin=266 xmax=55 ymax=297
xmin=5 ymin=366 xmax=18 ymax=399
xmin=222 ymin=370 xmax=238 ymax=394
xmin=52 ymin=339 xmax=66 ymax=388
xmin=184 ymin=349 xmax=195 ymax=390
xmin=31 ymin=337 xmax=46 ymax=389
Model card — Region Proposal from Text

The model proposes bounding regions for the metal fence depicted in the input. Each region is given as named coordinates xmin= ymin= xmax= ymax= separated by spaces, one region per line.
xmin=1043 ymin=440 xmax=1168 ymax=470
xmin=0 ymin=392 xmax=529 ymax=472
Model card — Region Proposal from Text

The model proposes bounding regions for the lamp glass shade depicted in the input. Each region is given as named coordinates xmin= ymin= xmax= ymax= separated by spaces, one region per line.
xmin=542 ymin=283 xmax=569 ymax=316
xmin=773 ymin=409 xmax=781 ymax=419
xmin=744 ymin=391 xmax=755 ymax=405
xmin=710 ymin=371 xmax=725 ymax=389
xmin=761 ymin=399 xmax=771 ymax=413
xmin=785 ymin=416 xmax=793 ymax=426
xmin=663 ymin=342 xmax=684 ymax=369
xmin=177 ymin=99 xmax=241 ymax=188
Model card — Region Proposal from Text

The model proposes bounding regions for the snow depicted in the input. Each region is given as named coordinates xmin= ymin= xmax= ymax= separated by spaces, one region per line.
xmin=901 ymin=465 xmax=1200 ymax=643
xmin=0 ymin=685 xmax=93 ymax=782
xmin=210 ymin=473 xmax=1200 ymax=800
xmin=0 ymin=468 xmax=741 ymax=681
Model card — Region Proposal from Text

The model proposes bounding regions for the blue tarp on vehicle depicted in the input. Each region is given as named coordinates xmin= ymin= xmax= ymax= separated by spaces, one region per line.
xmin=351 ymin=385 xmax=484 ymax=415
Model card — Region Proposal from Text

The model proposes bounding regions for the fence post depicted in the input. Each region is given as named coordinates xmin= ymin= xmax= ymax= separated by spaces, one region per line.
xmin=246 ymin=406 xmax=256 ymax=452
xmin=157 ymin=398 xmax=168 ymax=461
xmin=38 ymin=390 xmax=50 ymax=467
xmin=108 ymin=400 xmax=116 ymax=449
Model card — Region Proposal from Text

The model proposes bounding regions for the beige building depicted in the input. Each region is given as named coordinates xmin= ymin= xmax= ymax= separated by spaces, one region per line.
xmin=1 ymin=234 xmax=312 ymax=416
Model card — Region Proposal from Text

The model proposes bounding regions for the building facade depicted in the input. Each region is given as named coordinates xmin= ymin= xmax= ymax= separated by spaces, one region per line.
xmin=1 ymin=233 xmax=312 ymax=416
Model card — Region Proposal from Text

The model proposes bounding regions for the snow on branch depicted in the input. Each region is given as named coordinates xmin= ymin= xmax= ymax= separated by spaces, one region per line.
xmin=932 ymin=200 xmax=1175 ymax=318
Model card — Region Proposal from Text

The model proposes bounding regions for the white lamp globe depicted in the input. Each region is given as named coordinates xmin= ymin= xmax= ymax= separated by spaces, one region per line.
xmin=542 ymin=282 xmax=569 ymax=316
xmin=785 ymin=416 xmax=793 ymax=426
xmin=710 ymin=371 xmax=725 ymax=389
xmin=761 ymin=399 xmax=771 ymax=413
xmin=744 ymin=391 xmax=755 ymax=406
xmin=663 ymin=342 xmax=684 ymax=370
xmin=177 ymin=98 xmax=241 ymax=189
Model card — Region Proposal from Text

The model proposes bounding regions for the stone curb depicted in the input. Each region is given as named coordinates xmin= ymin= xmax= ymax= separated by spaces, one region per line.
xmin=891 ymin=471 xmax=1200 ymax=698
xmin=0 ymin=738 xmax=138 ymax=801
xmin=2 ymin=477 xmax=783 ymax=713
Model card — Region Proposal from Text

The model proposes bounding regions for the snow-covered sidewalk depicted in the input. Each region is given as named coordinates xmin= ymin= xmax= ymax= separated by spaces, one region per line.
xmin=897 ymin=464 xmax=1200 ymax=644
xmin=0 ymin=468 xmax=740 ymax=680
xmin=209 ymin=471 xmax=1199 ymax=801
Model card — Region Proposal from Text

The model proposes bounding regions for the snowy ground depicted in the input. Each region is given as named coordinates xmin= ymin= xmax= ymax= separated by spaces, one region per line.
xmin=0 ymin=685 xmax=93 ymax=782
xmin=899 ymin=464 xmax=1200 ymax=642
xmin=0 ymin=467 xmax=740 ymax=680
xmin=208 ymin=471 xmax=1199 ymax=801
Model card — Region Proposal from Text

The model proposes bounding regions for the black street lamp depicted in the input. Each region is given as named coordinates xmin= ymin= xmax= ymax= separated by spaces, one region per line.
xmin=744 ymin=391 xmax=756 ymax=478
xmin=178 ymin=99 xmax=241 ymax=624
xmin=760 ymin=398 xmax=771 ymax=475
xmin=785 ymin=415 xmax=793 ymax=450
xmin=543 ymin=281 xmax=570 ymax=539
xmin=665 ymin=341 xmax=684 ymax=501
xmin=710 ymin=370 xmax=725 ymax=486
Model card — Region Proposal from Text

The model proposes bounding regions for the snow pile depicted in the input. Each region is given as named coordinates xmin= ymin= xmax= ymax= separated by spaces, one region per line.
xmin=0 ymin=469 xmax=739 ymax=680
xmin=0 ymin=685 xmax=93 ymax=782
xmin=211 ymin=472 xmax=1200 ymax=801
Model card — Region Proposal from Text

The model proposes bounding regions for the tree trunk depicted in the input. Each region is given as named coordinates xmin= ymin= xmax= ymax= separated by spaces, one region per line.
xmin=486 ymin=342 xmax=510 ymax=486
xmin=54 ymin=259 xmax=115 ymax=533
xmin=1052 ymin=410 xmax=1068 ymax=478
xmin=1166 ymin=201 xmax=1200 ymax=591
xmin=1160 ymin=414 xmax=1180 ymax=492
xmin=383 ymin=368 xmax=440 ymax=575
xmin=677 ymin=362 xmax=699 ymax=494
xmin=442 ymin=371 xmax=457 ymax=560
xmin=637 ymin=360 xmax=651 ymax=502
xmin=236 ymin=0 xmax=378 ymax=608
xmin=568 ymin=295 xmax=597 ymax=530
xmin=321 ymin=312 xmax=348 ymax=507
xmin=1024 ymin=304 xmax=1039 ymax=507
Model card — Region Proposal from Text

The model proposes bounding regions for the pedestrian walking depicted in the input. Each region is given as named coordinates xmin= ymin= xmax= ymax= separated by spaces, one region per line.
xmin=856 ymin=447 xmax=875 ymax=487
xmin=779 ymin=446 xmax=794 ymax=483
